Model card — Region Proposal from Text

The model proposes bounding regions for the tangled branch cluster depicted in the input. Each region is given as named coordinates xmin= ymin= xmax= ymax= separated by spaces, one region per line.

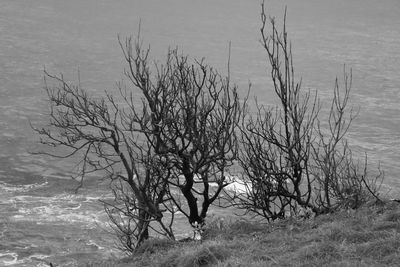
xmin=34 ymin=2 xmax=384 ymax=252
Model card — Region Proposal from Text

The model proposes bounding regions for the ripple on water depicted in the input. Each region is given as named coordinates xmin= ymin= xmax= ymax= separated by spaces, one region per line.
xmin=1 ymin=220 xmax=120 ymax=267
xmin=8 ymin=193 xmax=108 ymax=227
xmin=0 ymin=252 xmax=21 ymax=266
xmin=0 ymin=251 xmax=51 ymax=267
xmin=0 ymin=178 xmax=118 ymax=266
xmin=0 ymin=180 xmax=49 ymax=193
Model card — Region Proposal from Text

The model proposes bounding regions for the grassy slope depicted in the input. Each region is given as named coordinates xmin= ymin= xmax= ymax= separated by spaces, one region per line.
xmin=91 ymin=201 xmax=400 ymax=267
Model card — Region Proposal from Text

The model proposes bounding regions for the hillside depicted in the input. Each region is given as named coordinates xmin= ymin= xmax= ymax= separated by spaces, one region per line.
xmin=87 ymin=200 xmax=400 ymax=267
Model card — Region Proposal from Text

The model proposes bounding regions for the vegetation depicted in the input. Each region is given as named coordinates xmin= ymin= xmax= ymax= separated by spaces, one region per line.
xmin=228 ymin=1 xmax=383 ymax=221
xmin=86 ymin=201 xmax=400 ymax=267
xmin=34 ymin=0 xmax=384 ymax=256
xmin=34 ymin=31 xmax=241 ymax=250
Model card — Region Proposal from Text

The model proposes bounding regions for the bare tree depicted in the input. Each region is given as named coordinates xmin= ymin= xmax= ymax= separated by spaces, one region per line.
xmin=102 ymin=148 xmax=177 ymax=253
xmin=312 ymin=70 xmax=384 ymax=210
xmin=119 ymin=36 xmax=242 ymax=227
xmin=234 ymin=1 xmax=383 ymax=221
xmin=33 ymin=68 xmax=175 ymax=250
xmin=34 ymin=31 xmax=242 ymax=250
xmin=235 ymin=3 xmax=319 ymax=220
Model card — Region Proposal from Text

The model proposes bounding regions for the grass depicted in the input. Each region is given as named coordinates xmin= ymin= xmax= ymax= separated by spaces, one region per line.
xmin=88 ymin=201 xmax=400 ymax=267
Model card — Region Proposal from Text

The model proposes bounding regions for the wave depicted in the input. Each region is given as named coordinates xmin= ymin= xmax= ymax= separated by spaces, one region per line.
xmin=224 ymin=181 xmax=252 ymax=194
xmin=0 ymin=250 xmax=51 ymax=267
xmin=1 ymin=192 xmax=110 ymax=228
xmin=0 ymin=180 xmax=48 ymax=193
xmin=86 ymin=240 xmax=104 ymax=250
xmin=0 ymin=252 xmax=22 ymax=266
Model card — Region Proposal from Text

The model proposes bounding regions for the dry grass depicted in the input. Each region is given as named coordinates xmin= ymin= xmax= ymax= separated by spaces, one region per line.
xmin=91 ymin=201 xmax=400 ymax=267
xmin=161 ymin=243 xmax=230 ymax=267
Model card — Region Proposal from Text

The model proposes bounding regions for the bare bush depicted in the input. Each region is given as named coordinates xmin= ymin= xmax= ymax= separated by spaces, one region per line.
xmin=234 ymin=1 xmax=383 ymax=220
xmin=311 ymin=70 xmax=384 ymax=210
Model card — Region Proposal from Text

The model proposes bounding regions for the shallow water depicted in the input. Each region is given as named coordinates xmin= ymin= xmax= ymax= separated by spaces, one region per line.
xmin=1 ymin=0 xmax=400 ymax=265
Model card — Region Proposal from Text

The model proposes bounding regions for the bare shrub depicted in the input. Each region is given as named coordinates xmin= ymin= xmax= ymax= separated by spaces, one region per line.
xmin=235 ymin=3 xmax=319 ymax=220
xmin=234 ymin=1 xmax=384 ymax=221
xmin=312 ymin=70 xmax=384 ymax=211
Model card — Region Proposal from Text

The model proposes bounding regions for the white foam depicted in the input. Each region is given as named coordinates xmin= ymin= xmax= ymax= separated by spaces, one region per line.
xmin=0 ymin=252 xmax=24 ymax=266
xmin=11 ymin=193 xmax=101 ymax=203
xmin=0 ymin=180 xmax=48 ymax=193
xmin=57 ymin=212 xmax=103 ymax=224
xmin=224 ymin=181 xmax=252 ymax=194
xmin=14 ymin=204 xmax=105 ymax=225
xmin=224 ymin=174 xmax=239 ymax=183
xmin=208 ymin=182 xmax=219 ymax=187
xmin=6 ymin=192 xmax=109 ymax=227
xmin=82 ymin=196 xmax=103 ymax=202
xmin=29 ymin=254 xmax=50 ymax=260
xmin=87 ymin=240 xmax=104 ymax=250
xmin=66 ymin=203 xmax=82 ymax=210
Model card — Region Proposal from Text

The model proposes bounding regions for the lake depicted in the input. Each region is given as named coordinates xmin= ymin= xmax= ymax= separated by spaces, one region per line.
xmin=1 ymin=0 xmax=400 ymax=266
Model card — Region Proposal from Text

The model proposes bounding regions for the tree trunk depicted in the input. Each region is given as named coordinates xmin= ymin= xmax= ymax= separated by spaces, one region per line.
xmin=181 ymin=158 xmax=202 ymax=224
xmin=136 ymin=203 xmax=149 ymax=247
